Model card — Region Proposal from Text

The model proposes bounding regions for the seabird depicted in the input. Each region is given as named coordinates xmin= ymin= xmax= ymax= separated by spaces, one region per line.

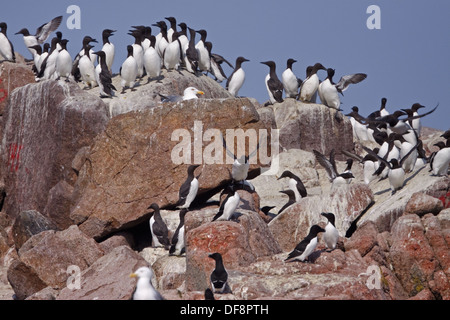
xmin=163 ymin=31 xmax=182 ymax=71
xmin=78 ymin=43 xmax=98 ymax=88
xmin=195 ymin=29 xmax=211 ymax=73
xmin=278 ymin=190 xmax=296 ymax=214
xmin=120 ymin=45 xmax=138 ymax=93
xmin=130 ymin=266 xmax=164 ymax=300
xmin=429 ymin=140 xmax=450 ymax=176
xmin=285 ymin=225 xmax=325 ymax=262
xmin=147 ymin=203 xmax=170 ymax=249
xmin=395 ymin=132 xmax=418 ymax=173
xmin=261 ymin=60 xmax=284 ymax=104
xmin=373 ymin=132 xmax=400 ymax=179
xmin=346 ymin=106 xmax=369 ymax=141
xmin=361 ymin=153 xmax=380 ymax=185
xmin=209 ymin=253 xmax=230 ymax=294
xmin=401 ymin=103 xmax=425 ymax=137
xmin=204 ymin=288 xmax=215 ymax=300
xmin=143 ymin=35 xmax=161 ymax=81
xmin=38 ymin=36 xmax=61 ymax=80
xmin=153 ymin=21 xmax=169 ymax=60
xmin=29 ymin=44 xmax=43 ymax=74
xmin=207 ymin=42 xmax=232 ymax=83
xmin=226 ymin=56 xmax=249 ymax=97
xmin=321 ymin=212 xmax=339 ymax=251
xmin=177 ymin=165 xmax=201 ymax=209
xmin=93 ymin=50 xmax=116 ymax=98
xmin=313 ymin=149 xmax=355 ymax=187
xmin=281 ymin=58 xmax=301 ymax=99
xmin=169 ymin=209 xmax=188 ymax=256
xmin=212 ymin=185 xmax=240 ymax=221
xmin=318 ymin=68 xmax=367 ymax=109
xmin=101 ymin=29 xmax=116 ymax=73
xmin=299 ymin=62 xmax=326 ymax=102
xmin=0 ymin=22 xmax=15 ymax=62
xmin=55 ymin=39 xmax=72 ymax=81
xmin=177 ymin=23 xmax=189 ymax=57
xmin=159 ymin=87 xmax=204 ymax=102
xmin=367 ymin=97 xmax=389 ymax=119
xmin=128 ymin=29 xmax=145 ymax=78
xmin=184 ymin=27 xmax=199 ymax=73
xmin=165 ymin=17 xmax=178 ymax=43
xmin=363 ymin=143 xmax=419 ymax=194
xmin=15 ymin=15 xmax=62 ymax=59
xmin=277 ymin=170 xmax=307 ymax=201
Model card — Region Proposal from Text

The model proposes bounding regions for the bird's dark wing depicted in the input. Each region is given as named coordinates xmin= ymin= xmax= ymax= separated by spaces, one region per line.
xmin=335 ymin=73 xmax=367 ymax=93
xmin=341 ymin=150 xmax=363 ymax=162
xmin=285 ymin=239 xmax=308 ymax=260
xmin=399 ymin=142 xmax=420 ymax=166
xmin=211 ymin=53 xmax=234 ymax=68
xmin=267 ymin=78 xmax=284 ymax=103
xmin=361 ymin=145 xmax=392 ymax=169
xmin=399 ymin=104 xmax=439 ymax=122
xmin=35 ymin=16 xmax=63 ymax=44
xmin=313 ymin=149 xmax=337 ymax=181
xmin=295 ymin=178 xmax=308 ymax=198
xmin=99 ymin=70 xmax=116 ymax=95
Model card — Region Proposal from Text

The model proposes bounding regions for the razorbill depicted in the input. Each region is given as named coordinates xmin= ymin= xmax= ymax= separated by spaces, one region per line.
xmin=28 ymin=44 xmax=43 ymax=74
xmin=101 ymin=29 xmax=116 ymax=72
xmin=285 ymin=225 xmax=325 ymax=262
xmin=15 ymin=15 xmax=62 ymax=59
xmin=153 ymin=21 xmax=169 ymax=60
xmin=313 ymin=149 xmax=355 ymax=187
xmin=395 ymin=132 xmax=418 ymax=173
xmin=361 ymin=153 xmax=380 ymax=185
xmin=163 ymin=31 xmax=182 ymax=71
xmin=429 ymin=140 xmax=450 ymax=176
xmin=143 ymin=35 xmax=161 ymax=81
xmin=159 ymin=87 xmax=204 ymax=102
xmin=78 ymin=44 xmax=98 ymax=88
xmin=368 ymin=97 xmax=389 ymax=119
xmin=38 ymin=36 xmax=61 ymax=80
xmin=0 ymin=22 xmax=15 ymax=62
xmin=184 ymin=27 xmax=199 ymax=73
xmin=195 ymin=29 xmax=211 ymax=73
xmin=207 ymin=42 xmax=232 ymax=83
xmin=261 ymin=61 xmax=284 ymax=104
xmin=120 ymin=45 xmax=138 ymax=93
xmin=177 ymin=165 xmax=200 ymax=209
xmin=299 ymin=62 xmax=326 ymax=102
xmin=165 ymin=17 xmax=177 ymax=42
xmin=277 ymin=170 xmax=307 ymax=201
xmin=318 ymin=68 xmax=367 ymax=109
xmin=93 ymin=50 xmax=116 ymax=98
xmin=212 ymin=185 xmax=240 ymax=221
xmin=346 ymin=106 xmax=369 ymax=141
xmin=128 ymin=29 xmax=145 ymax=78
xmin=177 ymin=22 xmax=189 ymax=57
xmin=130 ymin=266 xmax=164 ymax=300
xmin=169 ymin=209 xmax=188 ymax=256
xmin=147 ymin=203 xmax=170 ymax=249
xmin=401 ymin=103 xmax=425 ymax=137
xmin=363 ymin=143 xmax=419 ymax=194
xmin=209 ymin=253 xmax=230 ymax=294
xmin=282 ymin=58 xmax=301 ymax=99
xmin=321 ymin=212 xmax=339 ymax=251
xmin=374 ymin=132 xmax=400 ymax=179
xmin=55 ymin=39 xmax=72 ymax=81
xmin=226 ymin=56 xmax=249 ymax=97
xmin=278 ymin=190 xmax=296 ymax=214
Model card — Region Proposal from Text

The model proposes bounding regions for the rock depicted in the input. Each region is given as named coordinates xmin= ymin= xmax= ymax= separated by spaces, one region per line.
xmin=71 ymin=97 xmax=270 ymax=240
xmin=98 ymin=231 xmax=135 ymax=254
xmin=0 ymin=80 xmax=109 ymax=220
xmin=43 ymin=180 xmax=75 ymax=230
xmin=185 ymin=210 xmax=281 ymax=292
xmin=8 ymin=225 xmax=104 ymax=299
xmin=11 ymin=210 xmax=58 ymax=250
xmin=344 ymin=221 xmax=379 ymax=257
xmin=57 ymin=245 xmax=147 ymax=300
xmin=404 ymin=192 xmax=444 ymax=217
xmin=152 ymin=254 xmax=186 ymax=290
xmin=266 ymin=100 xmax=354 ymax=160
xmin=269 ymin=183 xmax=374 ymax=252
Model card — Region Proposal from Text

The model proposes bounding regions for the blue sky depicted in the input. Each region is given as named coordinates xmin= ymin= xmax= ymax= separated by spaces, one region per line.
xmin=2 ymin=0 xmax=449 ymax=130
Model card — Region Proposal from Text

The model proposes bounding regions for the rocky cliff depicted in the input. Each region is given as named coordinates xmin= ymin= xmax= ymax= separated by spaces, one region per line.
xmin=0 ymin=59 xmax=449 ymax=300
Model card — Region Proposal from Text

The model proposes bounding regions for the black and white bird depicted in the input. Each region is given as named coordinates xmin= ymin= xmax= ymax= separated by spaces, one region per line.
xmin=120 ymin=45 xmax=138 ymax=93
xmin=361 ymin=152 xmax=380 ymax=185
xmin=212 ymin=185 xmax=240 ymax=221
xmin=277 ymin=170 xmax=307 ymax=202
xmin=285 ymin=225 xmax=325 ymax=262
xmin=163 ymin=31 xmax=182 ymax=71
xmin=169 ymin=209 xmax=188 ymax=256
xmin=147 ymin=203 xmax=170 ymax=249
xmin=195 ymin=29 xmax=210 ymax=73
xmin=100 ymin=29 xmax=116 ymax=73
xmin=318 ymin=68 xmax=367 ymax=110
xmin=261 ymin=60 xmax=284 ymax=104
xmin=209 ymin=253 xmax=230 ymax=294
xmin=321 ymin=212 xmax=339 ymax=251
xmin=226 ymin=56 xmax=249 ymax=97
xmin=313 ymin=149 xmax=355 ymax=187
xmin=78 ymin=43 xmax=97 ymax=88
xmin=278 ymin=189 xmax=296 ymax=214
xmin=55 ymin=39 xmax=72 ymax=81
xmin=281 ymin=58 xmax=301 ymax=99
xmin=130 ymin=266 xmax=164 ymax=300
xmin=346 ymin=106 xmax=369 ymax=141
xmin=184 ymin=27 xmax=199 ymax=74
xmin=429 ymin=140 xmax=450 ymax=176
xmin=72 ymin=36 xmax=98 ymax=82
xmin=143 ymin=35 xmax=161 ymax=81
xmin=128 ymin=29 xmax=145 ymax=78
xmin=15 ymin=15 xmax=62 ymax=59
xmin=165 ymin=17 xmax=178 ymax=43
xmin=159 ymin=87 xmax=204 ymax=102
xmin=394 ymin=132 xmax=418 ymax=173
xmin=363 ymin=143 xmax=419 ymax=194
xmin=0 ymin=22 xmax=15 ymax=62
xmin=299 ymin=62 xmax=326 ymax=102
xmin=177 ymin=165 xmax=200 ymax=209
xmin=38 ymin=36 xmax=60 ymax=80
xmin=177 ymin=22 xmax=189 ymax=57
xmin=94 ymin=50 xmax=116 ymax=98
xmin=153 ymin=21 xmax=169 ymax=60
xmin=401 ymin=103 xmax=425 ymax=137
xmin=207 ymin=42 xmax=233 ymax=83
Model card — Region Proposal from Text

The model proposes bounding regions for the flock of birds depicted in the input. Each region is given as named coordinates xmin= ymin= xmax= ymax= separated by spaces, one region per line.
xmin=1 ymin=15 xmax=449 ymax=301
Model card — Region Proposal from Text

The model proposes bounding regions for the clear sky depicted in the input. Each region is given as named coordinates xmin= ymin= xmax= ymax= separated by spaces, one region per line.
xmin=2 ymin=0 xmax=449 ymax=130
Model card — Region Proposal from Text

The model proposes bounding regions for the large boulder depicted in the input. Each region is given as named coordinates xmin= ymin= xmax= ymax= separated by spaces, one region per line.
xmin=0 ymin=80 xmax=109 ymax=220
xmin=71 ymin=97 xmax=272 ymax=240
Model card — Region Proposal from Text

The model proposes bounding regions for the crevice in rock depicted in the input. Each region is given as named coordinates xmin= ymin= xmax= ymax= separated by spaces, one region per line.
xmin=345 ymin=200 xmax=375 ymax=238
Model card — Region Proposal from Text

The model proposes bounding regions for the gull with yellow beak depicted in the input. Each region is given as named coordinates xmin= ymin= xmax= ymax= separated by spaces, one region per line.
xmin=129 ymin=266 xmax=164 ymax=300
xmin=159 ymin=86 xmax=204 ymax=102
